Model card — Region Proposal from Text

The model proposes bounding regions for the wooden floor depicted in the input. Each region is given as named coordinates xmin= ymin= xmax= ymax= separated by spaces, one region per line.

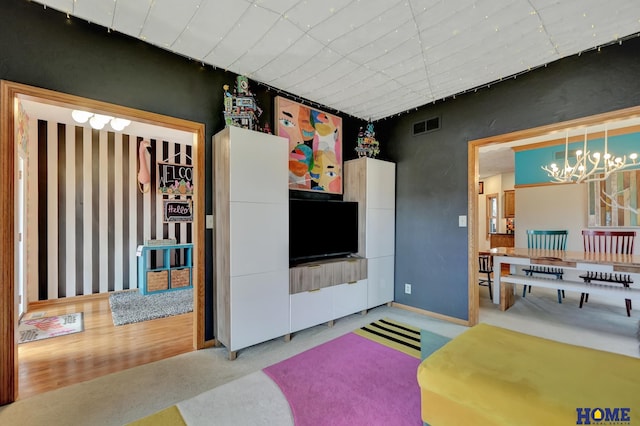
xmin=17 ymin=294 xmax=194 ymax=400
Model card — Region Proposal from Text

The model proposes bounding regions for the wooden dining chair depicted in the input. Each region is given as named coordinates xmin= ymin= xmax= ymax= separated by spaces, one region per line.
xmin=580 ymin=230 xmax=635 ymax=316
xmin=478 ymin=255 xmax=493 ymax=300
xmin=522 ymin=230 xmax=568 ymax=303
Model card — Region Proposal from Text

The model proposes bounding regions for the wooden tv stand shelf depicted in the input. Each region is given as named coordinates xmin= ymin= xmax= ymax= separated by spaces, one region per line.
xmin=289 ymin=256 xmax=367 ymax=294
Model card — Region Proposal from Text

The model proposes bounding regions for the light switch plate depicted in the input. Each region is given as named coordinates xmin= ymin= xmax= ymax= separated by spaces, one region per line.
xmin=206 ymin=214 xmax=214 ymax=229
xmin=458 ymin=215 xmax=467 ymax=227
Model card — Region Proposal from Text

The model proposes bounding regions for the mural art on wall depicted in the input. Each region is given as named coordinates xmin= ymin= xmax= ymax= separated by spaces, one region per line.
xmin=274 ymin=96 xmax=343 ymax=194
xmin=588 ymin=169 xmax=640 ymax=227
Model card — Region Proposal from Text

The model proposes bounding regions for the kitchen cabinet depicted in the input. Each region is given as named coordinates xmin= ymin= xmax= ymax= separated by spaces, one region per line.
xmin=504 ymin=190 xmax=515 ymax=218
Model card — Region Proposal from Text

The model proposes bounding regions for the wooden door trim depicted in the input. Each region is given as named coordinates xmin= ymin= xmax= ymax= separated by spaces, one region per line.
xmin=0 ymin=80 xmax=206 ymax=405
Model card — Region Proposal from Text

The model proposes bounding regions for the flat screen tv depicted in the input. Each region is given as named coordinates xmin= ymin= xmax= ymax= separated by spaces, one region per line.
xmin=289 ymin=198 xmax=358 ymax=266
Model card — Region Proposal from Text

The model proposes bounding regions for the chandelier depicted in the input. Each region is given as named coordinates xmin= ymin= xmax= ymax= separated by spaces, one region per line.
xmin=71 ymin=110 xmax=131 ymax=131
xmin=542 ymin=126 xmax=638 ymax=183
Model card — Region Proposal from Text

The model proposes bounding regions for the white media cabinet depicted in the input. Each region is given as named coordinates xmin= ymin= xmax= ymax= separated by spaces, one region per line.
xmin=344 ymin=157 xmax=396 ymax=308
xmin=213 ymin=127 xmax=290 ymax=360
xmin=213 ymin=127 xmax=396 ymax=359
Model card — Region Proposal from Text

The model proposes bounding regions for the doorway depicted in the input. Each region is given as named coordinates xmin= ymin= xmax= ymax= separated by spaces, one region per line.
xmin=0 ymin=80 xmax=206 ymax=404
xmin=467 ymin=104 xmax=640 ymax=327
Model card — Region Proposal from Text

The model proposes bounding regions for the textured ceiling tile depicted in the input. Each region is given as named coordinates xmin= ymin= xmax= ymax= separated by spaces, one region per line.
xmin=360 ymin=90 xmax=428 ymax=120
xmin=313 ymin=67 xmax=377 ymax=103
xmin=73 ymin=0 xmax=114 ymax=26
xmin=347 ymin=25 xmax=419 ymax=66
xmin=35 ymin=0 xmax=74 ymax=14
xmin=252 ymin=34 xmax=327 ymax=83
xmin=297 ymin=59 xmax=361 ymax=94
xmin=276 ymin=46 xmax=343 ymax=89
xmin=283 ymin=0 xmax=352 ymax=31
xmin=307 ymin=0 xmax=405 ymax=43
xmin=393 ymin=67 xmax=429 ymax=87
xmin=328 ymin=6 xmax=413 ymax=57
xmin=139 ymin=0 xmax=203 ymax=48
xmin=364 ymin=39 xmax=423 ymax=72
xmin=203 ymin=5 xmax=282 ymax=68
xmin=34 ymin=0 xmax=640 ymax=120
xmin=231 ymin=19 xmax=305 ymax=75
xmin=253 ymin=0 xmax=303 ymax=15
xmin=111 ymin=1 xmax=151 ymax=37
xmin=172 ymin=1 xmax=251 ymax=60
xmin=382 ymin=51 xmax=425 ymax=75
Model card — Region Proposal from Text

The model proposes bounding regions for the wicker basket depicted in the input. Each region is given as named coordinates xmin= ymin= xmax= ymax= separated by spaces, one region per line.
xmin=171 ymin=268 xmax=191 ymax=288
xmin=147 ymin=270 xmax=169 ymax=292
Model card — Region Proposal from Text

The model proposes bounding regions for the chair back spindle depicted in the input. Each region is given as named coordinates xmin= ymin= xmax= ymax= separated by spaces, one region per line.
xmin=526 ymin=230 xmax=568 ymax=250
xmin=579 ymin=229 xmax=636 ymax=316
xmin=582 ymin=230 xmax=635 ymax=254
xmin=478 ymin=255 xmax=493 ymax=273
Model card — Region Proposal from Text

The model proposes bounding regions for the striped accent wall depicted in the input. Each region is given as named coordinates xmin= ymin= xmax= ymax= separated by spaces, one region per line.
xmin=32 ymin=120 xmax=192 ymax=301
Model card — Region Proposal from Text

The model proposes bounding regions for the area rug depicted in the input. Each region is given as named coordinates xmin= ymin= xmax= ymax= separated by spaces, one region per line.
xmin=263 ymin=318 xmax=451 ymax=426
xmin=109 ymin=289 xmax=192 ymax=326
xmin=18 ymin=312 xmax=84 ymax=343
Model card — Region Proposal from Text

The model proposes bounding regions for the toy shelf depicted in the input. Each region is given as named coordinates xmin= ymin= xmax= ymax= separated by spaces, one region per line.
xmin=136 ymin=243 xmax=193 ymax=295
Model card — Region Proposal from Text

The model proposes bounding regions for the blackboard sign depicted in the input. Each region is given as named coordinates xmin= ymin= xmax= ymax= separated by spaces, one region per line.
xmin=163 ymin=200 xmax=193 ymax=223
xmin=158 ymin=162 xmax=193 ymax=196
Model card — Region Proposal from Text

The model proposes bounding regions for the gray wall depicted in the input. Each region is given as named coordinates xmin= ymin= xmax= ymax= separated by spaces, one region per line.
xmin=387 ymin=37 xmax=640 ymax=319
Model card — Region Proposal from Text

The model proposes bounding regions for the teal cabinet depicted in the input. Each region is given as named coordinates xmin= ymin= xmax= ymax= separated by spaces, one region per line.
xmin=137 ymin=243 xmax=193 ymax=295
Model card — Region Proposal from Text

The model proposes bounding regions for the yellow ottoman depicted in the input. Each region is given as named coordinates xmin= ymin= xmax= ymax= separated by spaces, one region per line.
xmin=417 ymin=323 xmax=640 ymax=425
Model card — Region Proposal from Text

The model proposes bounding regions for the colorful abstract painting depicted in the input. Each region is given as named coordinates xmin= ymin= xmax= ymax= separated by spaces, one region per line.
xmin=588 ymin=169 xmax=640 ymax=227
xmin=275 ymin=96 xmax=343 ymax=194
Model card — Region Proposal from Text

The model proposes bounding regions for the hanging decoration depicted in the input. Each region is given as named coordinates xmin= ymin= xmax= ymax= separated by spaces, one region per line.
xmin=355 ymin=121 xmax=380 ymax=159
xmin=137 ymin=140 xmax=151 ymax=193
xmin=222 ymin=76 xmax=264 ymax=131
xmin=542 ymin=126 xmax=638 ymax=184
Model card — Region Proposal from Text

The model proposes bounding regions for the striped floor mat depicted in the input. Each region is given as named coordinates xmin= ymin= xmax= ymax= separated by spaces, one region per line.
xmin=354 ymin=318 xmax=422 ymax=358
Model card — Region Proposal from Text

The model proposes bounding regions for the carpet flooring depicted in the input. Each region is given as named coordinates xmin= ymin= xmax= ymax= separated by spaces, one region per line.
xmin=5 ymin=293 xmax=637 ymax=426
xmin=262 ymin=318 xmax=450 ymax=426
xmin=109 ymin=289 xmax=193 ymax=326
xmin=128 ymin=318 xmax=453 ymax=425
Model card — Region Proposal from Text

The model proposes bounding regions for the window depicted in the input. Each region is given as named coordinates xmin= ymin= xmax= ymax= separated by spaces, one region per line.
xmin=486 ymin=193 xmax=498 ymax=237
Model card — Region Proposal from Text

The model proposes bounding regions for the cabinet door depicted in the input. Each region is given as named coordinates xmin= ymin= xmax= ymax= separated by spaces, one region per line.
xmin=366 ymin=159 xmax=395 ymax=209
xmin=366 ymin=208 xmax=395 ymax=257
xmin=230 ymin=202 xmax=288 ymax=277
xmin=290 ymin=287 xmax=334 ymax=333
xmin=228 ymin=127 xmax=288 ymax=204
xmin=332 ymin=280 xmax=367 ymax=319
xmin=504 ymin=190 xmax=515 ymax=218
xmin=367 ymin=256 xmax=394 ymax=308
xmin=230 ymin=269 xmax=290 ymax=351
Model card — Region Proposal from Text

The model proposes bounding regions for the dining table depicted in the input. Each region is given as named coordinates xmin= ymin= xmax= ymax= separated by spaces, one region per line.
xmin=487 ymin=247 xmax=640 ymax=310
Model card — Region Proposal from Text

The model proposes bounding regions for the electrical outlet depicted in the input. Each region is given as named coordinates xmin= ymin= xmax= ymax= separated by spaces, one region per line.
xmin=404 ymin=283 xmax=412 ymax=294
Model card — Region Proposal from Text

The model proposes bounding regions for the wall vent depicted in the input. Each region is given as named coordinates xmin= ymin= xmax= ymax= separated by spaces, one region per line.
xmin=412 ymin=116 xmax=440 ymax=136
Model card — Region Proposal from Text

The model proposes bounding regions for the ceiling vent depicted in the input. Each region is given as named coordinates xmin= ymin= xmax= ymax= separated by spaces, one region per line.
xmin=412 ymin=116 xmax=440 ymax=136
